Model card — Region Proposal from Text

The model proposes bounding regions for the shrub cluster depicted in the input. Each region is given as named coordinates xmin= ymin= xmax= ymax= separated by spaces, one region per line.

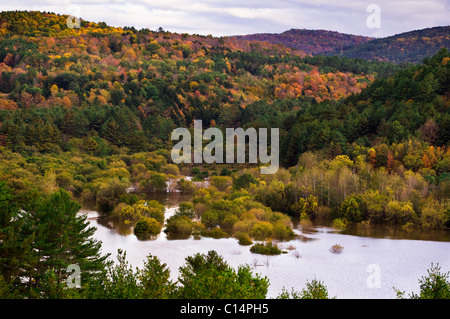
xmin=250 ymin=242 xmax=284 ymax=255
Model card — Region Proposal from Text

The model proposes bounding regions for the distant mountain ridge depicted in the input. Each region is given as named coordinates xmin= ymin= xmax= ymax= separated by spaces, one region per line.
xmin=235 ymin=26 xmax=450 ymax=63
xmin=326 ymin=26 xmax=450 ymax=63
xmin=233 ymin=29 xmax=373 ymax=55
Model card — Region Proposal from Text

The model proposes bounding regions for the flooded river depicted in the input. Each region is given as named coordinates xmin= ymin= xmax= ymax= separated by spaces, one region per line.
xmin=81 ymin=192 xmax=450 ymax=299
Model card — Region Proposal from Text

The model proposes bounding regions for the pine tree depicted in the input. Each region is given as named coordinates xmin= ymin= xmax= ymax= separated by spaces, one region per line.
xmin=61 ymin=109 xmax=76 ymax=135
xmin=83 ymin=136 xmax=99 ymax=155
xmin=4 ymin=122 xmax=25 ymax=152
xmin=25 ymin=189 xmax=109 ymax=292
xmin=0 ymin=182 xmax=36 ymax=296
xmin=102 ymin=119 xmax=121 ymax=145
xmin=176 ymin=250 xmax=269 ymax=299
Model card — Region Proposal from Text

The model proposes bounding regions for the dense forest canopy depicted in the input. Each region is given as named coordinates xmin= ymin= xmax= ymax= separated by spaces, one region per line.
xmin=326 ymin=26 xmax=450 ymax=63
xmin=0 ymin=10 xmax=447 ymax=214
xmin=0 ymin=10 xmax=447 ymax=219
xmin=235 ymin=25 xmax=450 ymax=64
xmin=0 ymin=11 xmax=420 ymax=156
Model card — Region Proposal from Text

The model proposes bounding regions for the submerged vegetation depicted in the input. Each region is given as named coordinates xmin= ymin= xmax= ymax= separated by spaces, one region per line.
xmin=250 ymin=242 xmax=285 ymax=255
xmin=329 ymin=244 xmax=344 ymax=254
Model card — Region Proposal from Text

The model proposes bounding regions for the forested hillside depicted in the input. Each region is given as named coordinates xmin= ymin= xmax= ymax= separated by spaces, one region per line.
xmin=0 ymin=10 xmax=449 ymax=300
xmin=236 ymin=26 xmax=450 ymax=64
xmin=233 ymin=29 xmax=373 ymax=55
xmin=326 ymin=26 xmax=450 ymax=63
xmin=0 ymin=11 xmax=393 ymax=155
xmin=282 ymin=48 xmax=450 ymax=166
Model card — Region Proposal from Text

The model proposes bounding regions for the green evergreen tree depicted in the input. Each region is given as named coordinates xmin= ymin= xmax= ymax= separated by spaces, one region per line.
xmin=24 ymin=189 xmax=109 ymax=293
xmin=61 ymin=109 xmax=77 ymax=135
xmin=95 ymin=249 xmax=140 ymax=299
xmin=102 ymin=119 xmax=121 ymax=145
xmin=176 ymin=250 xmax=269 ymax=299
xmin=4 ymin=123 xmax=25 ymax=152
xmin=0 ymin=182 xmax=36 ymax=297
xmin=139 ymin=254 xmax=176 ymax=299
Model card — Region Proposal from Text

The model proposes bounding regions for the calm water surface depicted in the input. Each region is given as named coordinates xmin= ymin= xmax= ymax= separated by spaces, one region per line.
xmin=81 ymin=192 xmax=450 ymax=299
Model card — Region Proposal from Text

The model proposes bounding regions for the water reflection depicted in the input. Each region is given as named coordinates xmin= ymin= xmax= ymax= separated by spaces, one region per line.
xmin=292 ymin=216 xmax=450 ymax=242
xmin=84 ymin=192 xmax=195 ymax=241
xmin=95 ymin=216 xmax=132 ymax=236
xmin=135 ymin=233 xmax=159 ymax=241
xmin=147 ymin=192 xmax=194 ymax=209
xmin=340 ymin=223 xmax=450 ymax=242
xmin=295 ymin=234 xmax=318 ymax=242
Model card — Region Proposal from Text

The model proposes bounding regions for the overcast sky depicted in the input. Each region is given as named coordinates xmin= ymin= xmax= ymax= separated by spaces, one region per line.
xmin=1 ymin=0 xmax=449 ymax=38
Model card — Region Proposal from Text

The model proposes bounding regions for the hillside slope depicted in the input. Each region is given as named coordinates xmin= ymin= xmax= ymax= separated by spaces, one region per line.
xmin=233 ymin=29 xmax=373 ymax=55
xmin=281 ymin=48 xmax=450 ymax=166
xmin=0 ymin=11 xmax=381 ymax=154
xmin=235 ymin=26 xmax=450 ymax=64
xmin=327 ymin=26 xmax=450 ymax=63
